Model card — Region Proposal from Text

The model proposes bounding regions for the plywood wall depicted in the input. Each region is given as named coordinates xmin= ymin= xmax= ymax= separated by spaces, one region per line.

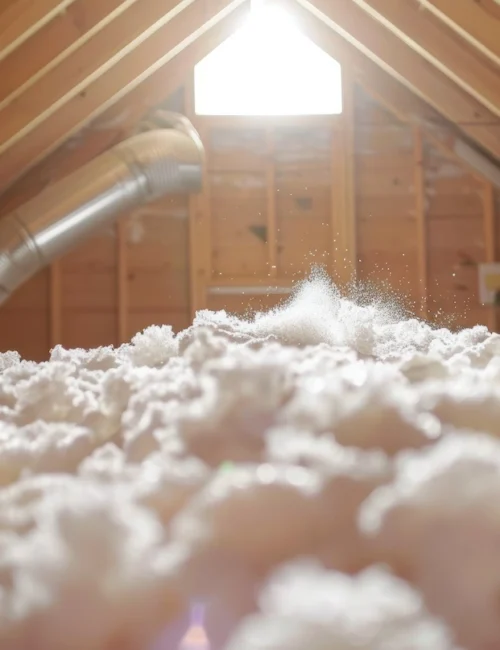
xmin=0 ymin=82 xmax=499 ymax=361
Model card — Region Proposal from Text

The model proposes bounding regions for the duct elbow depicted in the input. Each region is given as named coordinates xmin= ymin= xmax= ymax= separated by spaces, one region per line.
xmin=0 ymin=118 xmax=204 ymax=306
xmin=113 ymin=127 xmax=204 ymax=198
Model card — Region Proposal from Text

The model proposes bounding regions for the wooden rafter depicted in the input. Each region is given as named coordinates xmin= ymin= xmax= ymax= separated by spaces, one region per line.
xmin=0 ymin=0 xmax=251 ymax=193
xmin=270 ymin=0 xmax=500 ymax=188
xmin=289 ymin=0 xmax=500 ymax=160
xmin=0 ymin=0 xmax=77 ymax=60
xmin=0 ymin=0 xmax=188 ymax=151
xmin=351 ymin=0 xmax=500 ymax=119
xmin=418 ymin=0 xmax=500 ymax=68
xmin=0 ymin=0 xmax=140 ymax=108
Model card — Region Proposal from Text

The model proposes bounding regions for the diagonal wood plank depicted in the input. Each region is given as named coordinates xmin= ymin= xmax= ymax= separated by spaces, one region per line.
xmin=0 ymin=0 xmax=139 ymax=108
xmin=0 ymin=0 xmax=251 ymax=192
xmin=352 ymin=0 xmax=500 ymax=119
xmin=0 ymin=0 xmax=194 ymax=152
xmin=0 ymin=0 xmax=77 ymax=60
xmin=272 ymin=0 xmax=500 ymax=185
xmin=418 ymin=0 xmax=500 ymax=68
xmin=296 ymin=0 xmax=500 ymax=160
xmin=93 ymin=1 xmax=250 ymax=132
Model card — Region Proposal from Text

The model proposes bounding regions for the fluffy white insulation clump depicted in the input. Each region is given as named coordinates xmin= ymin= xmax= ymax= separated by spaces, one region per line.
xmin=0 ymin=271 xmax=500 ymax=650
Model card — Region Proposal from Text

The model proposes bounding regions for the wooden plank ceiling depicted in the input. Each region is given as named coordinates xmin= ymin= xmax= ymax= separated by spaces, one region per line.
xmin=0 ymin=0 xmax=499 ymax=200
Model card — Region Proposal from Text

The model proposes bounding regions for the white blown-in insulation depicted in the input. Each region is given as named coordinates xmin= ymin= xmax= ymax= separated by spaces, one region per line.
xmin=2 ymin=271 xmax=500 ymax=649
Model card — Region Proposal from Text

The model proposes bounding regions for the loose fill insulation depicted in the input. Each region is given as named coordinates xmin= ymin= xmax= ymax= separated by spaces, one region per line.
xmin=0 ymin=271 xmax=498 ymax=650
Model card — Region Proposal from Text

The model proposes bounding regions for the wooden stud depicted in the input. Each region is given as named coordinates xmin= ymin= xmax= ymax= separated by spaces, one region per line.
xmin=342 ymin=70 xmax=356 ymax=285
xmin=185 ymin=73 xmax=211 ymax=318
xmin=483 ymin=180 xmax=497 ymax=332
xmin=117 ymin=219 xmax=128 ymax=344
xmin=330 ymin=121 xmax=342 ymax=282
xmin=413 ymin=126 xmax=428 ymax=319
xmin=49 ymin=262 xmax=62 ymax=349
xmin=330 ymin=105 xmax=354 ymax=287
xmin=330 ymin=69 xmax=356 ymax=289
xmin=266 ymin=128 xmax=278 ymax=277
xmin=186 ymin=78 xmax=202 ymax=320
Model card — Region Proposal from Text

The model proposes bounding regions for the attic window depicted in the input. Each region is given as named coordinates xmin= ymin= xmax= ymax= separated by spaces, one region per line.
xmin=194 ymin=5 xmax=342 ymax=116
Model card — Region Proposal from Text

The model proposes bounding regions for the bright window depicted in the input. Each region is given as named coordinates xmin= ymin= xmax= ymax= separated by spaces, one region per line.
xmin=194 ymin=5 xmax=342 ymax=115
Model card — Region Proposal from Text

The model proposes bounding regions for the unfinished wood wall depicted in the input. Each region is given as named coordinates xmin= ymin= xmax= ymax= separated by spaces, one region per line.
xmin=354 ymin=87 xmax=496 ymax=330
xmin=0 ymin=82 xmax=499 ymax=361
xmin=190 ymin=116 xmax=342 ymax=316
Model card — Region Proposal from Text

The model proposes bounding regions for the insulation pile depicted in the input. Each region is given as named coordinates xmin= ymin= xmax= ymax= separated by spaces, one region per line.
xmin=1 ymin=272 xmax=500 ymax=650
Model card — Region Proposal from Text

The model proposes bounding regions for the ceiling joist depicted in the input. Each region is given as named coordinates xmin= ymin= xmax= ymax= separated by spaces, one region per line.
xmin=294 ymin=0 xmax=500 ymax=161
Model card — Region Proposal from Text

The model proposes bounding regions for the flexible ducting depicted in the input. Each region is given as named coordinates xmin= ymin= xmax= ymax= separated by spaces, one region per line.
xmin=0 ymin=114 xmax=204 ymax=305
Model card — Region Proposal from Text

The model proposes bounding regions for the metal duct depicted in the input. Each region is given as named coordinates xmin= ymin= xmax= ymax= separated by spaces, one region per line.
xmin=0 ymin=115 xmax=204 ymax=305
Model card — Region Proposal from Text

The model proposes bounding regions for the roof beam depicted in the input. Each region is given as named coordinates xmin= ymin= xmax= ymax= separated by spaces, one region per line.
xmin=273 ymin=0 xmax=500 ymax=188
xmin=0 ymin=0 xmax=251 ymax=193
xmin=0 ymin=0 xmax=192 ymax=153
xmin=0 ymin=0 xmax=77 ymax=60
xmin=351 ymin=0 xmax=500 ymax=119
xmin=92 ymin=1 xmax=251 ymax=134
xmin=0 ymin=0 xmax=140 ymax=108
xmin=294 ymin=0 xmax=500 ymax=160
xmin=418 ymin=0 xmax=500 ymax=68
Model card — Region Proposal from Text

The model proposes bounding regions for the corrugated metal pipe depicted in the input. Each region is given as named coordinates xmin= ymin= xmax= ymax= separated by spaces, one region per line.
xmin=0 ymin=112 xmax=204 ymax=305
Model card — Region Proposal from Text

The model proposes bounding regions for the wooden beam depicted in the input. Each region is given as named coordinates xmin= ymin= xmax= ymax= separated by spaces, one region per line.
xmin=0 ymin=0 xmax=139 ymax=109
xmin=0 ymin=0 xmax=189 ymax=153
xmin=185 ymin=75 xmax=211 ymax=317
xmin=49 ymin=260 xmax=63 ymax=348
xmin=0 ymin=0 xmax=76 ymax=60
xmin=92 ymin=0 xmax=251 ymax=134
xmin=0 ymin=0 xmax=251 ymax=193
xmin=288 ymin=0 xmax=500 ymax=160
xmin=117 ymin=219 xmax=128 ymax=344
xmin=191 ymin=114 xmax=338 ymax=129
xmin=342 ymin=66 xmax=358 ymax=281
xmin=418 ymin=0 xmax=500 ymax=68
xmin=413 ymin=126 xmax=428 ymax=319
xmin=329 ymin=71 xmax=356 ymax=288
xmin=271 ymin=0 xmax=500 ymax=184
xmin=342 ymin=70 xmax=357 ymax=283
xmin=483 ymin=181 xmax=497 ymax=331
xmin=352 ymin=0 xmax=500 ymax=119
xmin=266 ymin=128 xmax=278 ymax=277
